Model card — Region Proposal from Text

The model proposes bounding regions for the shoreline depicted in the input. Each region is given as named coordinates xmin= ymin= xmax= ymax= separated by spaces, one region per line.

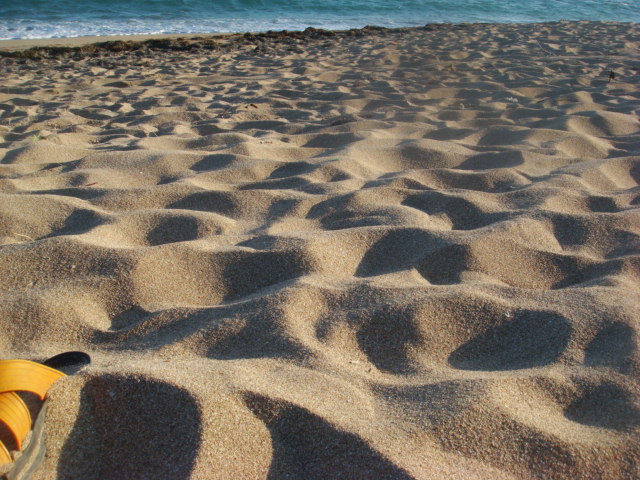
xmin=1 ymin=20 xmax=636 ymax=57
xmin=0 ymin=25 xmax=372 ymax=58
xmin=0 ymin=32 xmax=221 ymax=52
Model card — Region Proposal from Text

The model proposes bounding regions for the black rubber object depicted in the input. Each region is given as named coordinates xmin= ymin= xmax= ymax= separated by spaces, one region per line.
xmin=42 ymin=351 xmax=91 ymax=375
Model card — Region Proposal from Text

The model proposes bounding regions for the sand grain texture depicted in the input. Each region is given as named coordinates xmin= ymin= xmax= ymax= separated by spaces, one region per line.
xmin=0 ymin=21 xmax=639 ymax=479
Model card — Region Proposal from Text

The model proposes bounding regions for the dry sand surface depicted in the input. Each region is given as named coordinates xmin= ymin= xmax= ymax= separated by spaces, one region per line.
xmin=0 ymin=20 xmax=639 ymax=479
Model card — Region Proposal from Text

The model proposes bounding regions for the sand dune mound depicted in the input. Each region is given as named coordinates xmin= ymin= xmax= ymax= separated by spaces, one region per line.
xmin=0 ymin=21 xmax=639 ymax=479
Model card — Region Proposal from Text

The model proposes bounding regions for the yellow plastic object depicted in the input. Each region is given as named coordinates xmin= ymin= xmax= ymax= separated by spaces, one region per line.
xmin=0 ymin=441 xmax=10 ymax=466
xmin=0 ymin=360 xmax=65 ymax=400
xmin=0 ymin=393 xmax=30 ymax=450
xmin=0 ymin=359 xmax=65 ymax=468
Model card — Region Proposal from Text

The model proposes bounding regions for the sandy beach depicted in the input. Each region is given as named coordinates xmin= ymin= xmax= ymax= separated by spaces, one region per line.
xmin=0 ymin=21 xmax=639 ymax=479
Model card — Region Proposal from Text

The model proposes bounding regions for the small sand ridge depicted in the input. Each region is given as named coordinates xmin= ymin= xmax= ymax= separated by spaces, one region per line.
xmin=0 ymin=21 xmax=639 ymax=479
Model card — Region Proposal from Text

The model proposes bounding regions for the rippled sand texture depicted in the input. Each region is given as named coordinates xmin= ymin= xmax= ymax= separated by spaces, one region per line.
xmin=1 ymin=21 xmax=639 ymax=479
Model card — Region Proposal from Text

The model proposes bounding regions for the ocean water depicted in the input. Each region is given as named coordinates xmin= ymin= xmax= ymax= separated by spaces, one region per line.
xmin=0 ymin=0 xmax=637 ymax=40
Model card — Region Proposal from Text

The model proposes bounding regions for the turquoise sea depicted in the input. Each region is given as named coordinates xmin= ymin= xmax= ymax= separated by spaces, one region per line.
xmin=0 ymin=0 xmax=638 ymax=40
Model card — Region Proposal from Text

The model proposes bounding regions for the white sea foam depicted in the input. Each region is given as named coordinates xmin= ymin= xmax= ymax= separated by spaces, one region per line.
xmin=0 ymin=17 xmax=424 ymax=40
xmin=0 ymin=0 xmax=637 ymax=40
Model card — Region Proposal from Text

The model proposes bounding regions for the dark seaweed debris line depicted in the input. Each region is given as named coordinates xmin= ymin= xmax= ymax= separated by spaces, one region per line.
xmin=0 ymin=25 xmax=399 ymax=61
xmin=0 ymin=22 xmax=499 ymax=62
